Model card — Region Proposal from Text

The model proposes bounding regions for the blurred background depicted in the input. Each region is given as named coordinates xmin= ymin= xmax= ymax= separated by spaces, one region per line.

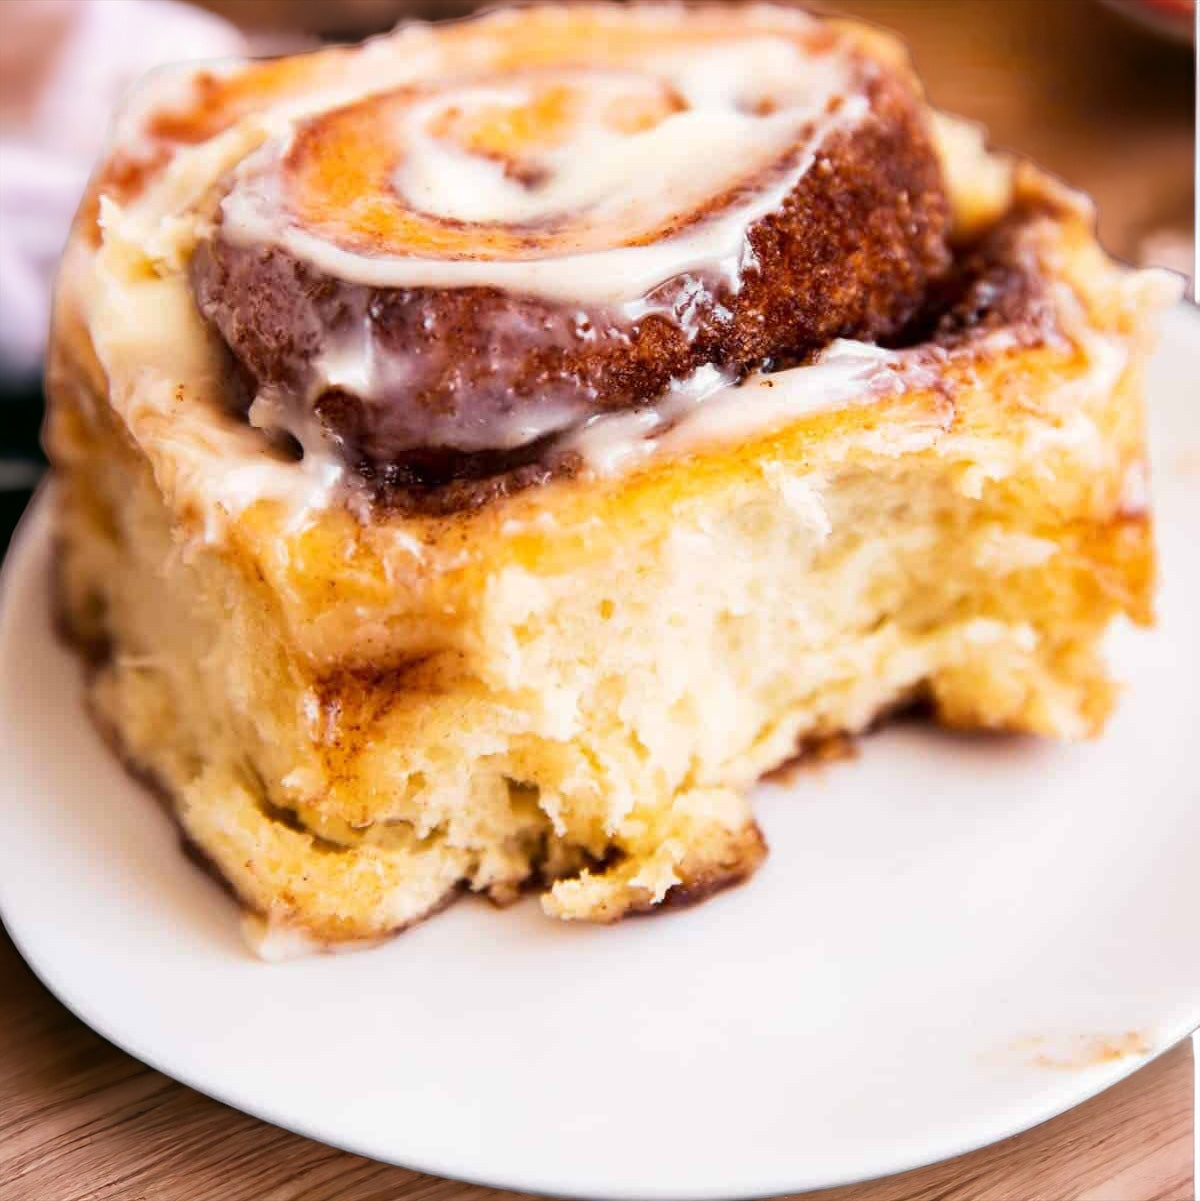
xmin=0 ymin=0 xmax=1194 ymax=554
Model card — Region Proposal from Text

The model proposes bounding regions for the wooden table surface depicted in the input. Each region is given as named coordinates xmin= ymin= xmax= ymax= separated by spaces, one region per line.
xmin=4 ymin=2 xmax=1195 ymax=1199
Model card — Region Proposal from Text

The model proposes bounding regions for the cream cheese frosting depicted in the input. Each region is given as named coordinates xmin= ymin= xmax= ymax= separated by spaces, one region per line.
xmin=53 ymin=3 xmax=1170 ymax=545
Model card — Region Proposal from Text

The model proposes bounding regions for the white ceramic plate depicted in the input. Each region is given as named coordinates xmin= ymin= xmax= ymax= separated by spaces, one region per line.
xmin=2 ymin=305 xmax=1199 ymax=1201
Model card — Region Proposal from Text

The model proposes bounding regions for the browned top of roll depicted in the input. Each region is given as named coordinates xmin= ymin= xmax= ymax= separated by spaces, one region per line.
xmin=179 ymin=4 xmax=952 ymax=487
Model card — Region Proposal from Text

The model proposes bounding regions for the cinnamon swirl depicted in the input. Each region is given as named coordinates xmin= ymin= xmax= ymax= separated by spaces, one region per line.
xmin=47 ymin=3 xmax=1176 ymax=954
xmin=186 ymin=8 xmax=949 ymax=486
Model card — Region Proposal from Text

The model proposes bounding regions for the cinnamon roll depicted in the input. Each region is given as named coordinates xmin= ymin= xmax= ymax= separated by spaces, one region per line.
xmin=47 ymin=3 xmax=1175 ymax=955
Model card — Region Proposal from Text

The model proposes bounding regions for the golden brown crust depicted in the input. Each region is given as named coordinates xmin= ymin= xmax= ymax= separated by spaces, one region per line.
xmin=627 ymin=821 xmax=769 ymax=917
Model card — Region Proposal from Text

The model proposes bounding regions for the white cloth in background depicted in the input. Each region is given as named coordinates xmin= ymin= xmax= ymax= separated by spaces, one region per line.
xmin=0 ymin=0 xmax=246 ymax=376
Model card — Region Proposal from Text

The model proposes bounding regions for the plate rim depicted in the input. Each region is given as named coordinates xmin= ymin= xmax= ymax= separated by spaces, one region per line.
xmin=3 ymin=302 xmax=1200 ymax=1200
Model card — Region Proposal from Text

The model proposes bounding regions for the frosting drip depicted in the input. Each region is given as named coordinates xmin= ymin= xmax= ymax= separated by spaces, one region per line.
xmin=181 ymin=4 xmax=952 ymax=486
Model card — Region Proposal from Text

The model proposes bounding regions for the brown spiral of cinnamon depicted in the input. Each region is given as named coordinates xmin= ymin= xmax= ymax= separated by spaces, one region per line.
xmin=184 ymin=4 xmax=952 ymax=487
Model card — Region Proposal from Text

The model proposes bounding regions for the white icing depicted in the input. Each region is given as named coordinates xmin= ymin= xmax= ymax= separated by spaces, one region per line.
xmin=78 ymin=184 xmax=1148 ymax=539
xmin=310 ymin=302 xmax=589 ymax=454
xmin=80 ymin=208 xmax=350 ymax=539
xmin=391 ymin=46 xmax=843 ymax=231
xmin=564 ymin=341 xmax=906 ymax=475
xmin=219 ymin=39 xmax=866 ymax=306
xmin=66 ymin=5 xmax=1167 ymax=544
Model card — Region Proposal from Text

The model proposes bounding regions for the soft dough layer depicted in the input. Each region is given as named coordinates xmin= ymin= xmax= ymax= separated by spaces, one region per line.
xmin=50 ymin=170 xmax=1165 ymax=952
xmin=46 ymin=1 xmax=1173 ymax=955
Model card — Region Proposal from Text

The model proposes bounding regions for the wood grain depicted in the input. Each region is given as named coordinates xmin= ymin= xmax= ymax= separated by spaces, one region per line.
xmin=4 ymin=2 xmax=1196 ymax=1198
xmin=0 ymin=929 xmax=1191 ymax=1201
